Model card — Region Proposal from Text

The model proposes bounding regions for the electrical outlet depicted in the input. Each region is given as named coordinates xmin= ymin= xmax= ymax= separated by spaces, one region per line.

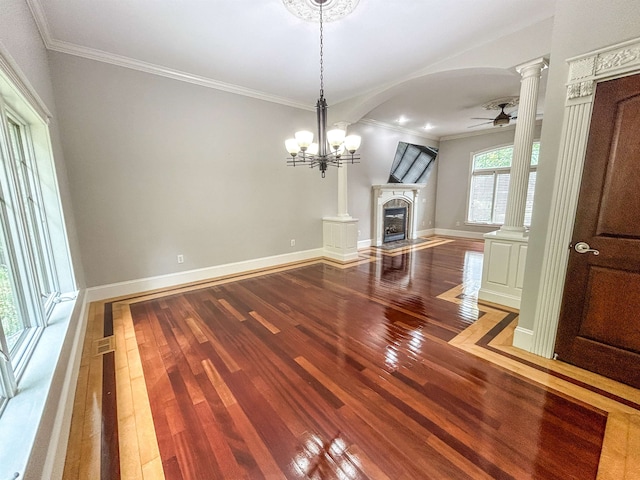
xmin=456 ymin=221 xmax=460 ymax=226
xmin=429 ymin=220 xmax=432 ymax=226
xmin=177 ymin=254 xmax=184 ymax=264
xmin=290 ymin=239 xmax=295 ymax=247
xmin=422 ymin=221 xmax=426 ymax=226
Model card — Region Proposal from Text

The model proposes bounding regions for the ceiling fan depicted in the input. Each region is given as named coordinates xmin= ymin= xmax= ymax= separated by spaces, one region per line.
xmin=469 ymin=102 xmax=517 ymax=128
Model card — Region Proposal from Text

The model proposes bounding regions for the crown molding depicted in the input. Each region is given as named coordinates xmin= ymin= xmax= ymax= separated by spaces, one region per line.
xmin=0 ymin=43 xmax=52 ymax=122
xmin=25 ymin=0 xmax=313 ymax=111
xmin=26 ymin=0 xmax=53 ymax=49
xmin=359 ymin=118 xmax=440 ymax=142
xmin=47 ymin=40 xmax=314 ymax=111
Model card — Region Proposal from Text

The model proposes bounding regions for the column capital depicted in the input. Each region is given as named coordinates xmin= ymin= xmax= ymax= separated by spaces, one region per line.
xmin=516 ymin=57 xmax=549 ymax=77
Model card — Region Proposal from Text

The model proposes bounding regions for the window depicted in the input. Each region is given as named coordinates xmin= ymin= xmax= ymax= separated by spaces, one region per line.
xmin=467 ymin=143 xmax=539 ymax=225
xmin=0 ymin=66 xmax=70 ymax=415
xmin=388 ymin=142 xmax=438 ymax=184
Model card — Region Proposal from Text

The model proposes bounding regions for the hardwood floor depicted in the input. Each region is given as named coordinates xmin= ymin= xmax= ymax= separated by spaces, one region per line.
xmin=63 ymin=238 xmax=640 ymax=479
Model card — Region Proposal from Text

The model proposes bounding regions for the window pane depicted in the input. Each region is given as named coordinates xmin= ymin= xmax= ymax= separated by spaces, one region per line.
xmin=7 ymin=119 xmax=57 ymax=307
xmin=525 ymin=171 xmax=537 ymax=225
xmin=474 ymin=146 xmax=513 ymax=170
xmin=530 ymin=142 xmax=540 ymax=166
xmin=493 ymin=173 xmax=510 ymax=224
xmin=0 ymin=234 xmax=25 ymax=353
xmin=468 ymin=174 xmax=494 ymax=223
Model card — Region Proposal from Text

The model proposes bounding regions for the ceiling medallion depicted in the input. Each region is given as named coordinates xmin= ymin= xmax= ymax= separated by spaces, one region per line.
xmin=482 ymin=96 xmax=519 ymax=111
xmin=282 ymin=0 xmax=360 ymax=22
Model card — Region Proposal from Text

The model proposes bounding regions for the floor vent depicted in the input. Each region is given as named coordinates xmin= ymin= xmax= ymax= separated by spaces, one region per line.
xmin=93 ymin=335 xmax=116 ymax=356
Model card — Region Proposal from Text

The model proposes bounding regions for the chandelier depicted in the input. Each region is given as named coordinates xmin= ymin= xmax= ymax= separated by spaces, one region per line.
xmin=284 ymin=0 xmax=362 ymax=178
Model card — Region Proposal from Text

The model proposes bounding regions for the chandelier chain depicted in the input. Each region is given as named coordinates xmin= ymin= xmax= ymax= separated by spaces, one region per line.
xmin=319 ymin=0 xmax=324 ymax=98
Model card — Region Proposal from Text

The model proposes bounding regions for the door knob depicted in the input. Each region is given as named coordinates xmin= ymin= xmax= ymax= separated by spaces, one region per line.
xmin=574 ymin=241 xmax=599 ymax=255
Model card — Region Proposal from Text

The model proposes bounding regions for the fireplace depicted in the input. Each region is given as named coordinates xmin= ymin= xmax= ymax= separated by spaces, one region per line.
xmin=372 ymin=184 xmax=425 ymax=247
xmin=383 ymin=202 xmax=408 ymax=242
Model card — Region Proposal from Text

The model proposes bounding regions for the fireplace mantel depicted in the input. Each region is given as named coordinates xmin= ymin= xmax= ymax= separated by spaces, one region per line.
xmin=372 ymin=184 xmax=425 ymax=247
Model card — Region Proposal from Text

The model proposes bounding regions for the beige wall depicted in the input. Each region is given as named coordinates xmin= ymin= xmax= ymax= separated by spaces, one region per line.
xmin=49 ymin=52 xmax=437 ymax=287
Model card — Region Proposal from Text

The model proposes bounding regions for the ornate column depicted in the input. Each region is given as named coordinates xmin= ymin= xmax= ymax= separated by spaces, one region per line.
xmin=502 ymin=58 xmax=548 ymax=232
xmin=323 ymin=122 xmax=359 ymax=262
xmin=478 ymin=58 xmax=547 ymax=309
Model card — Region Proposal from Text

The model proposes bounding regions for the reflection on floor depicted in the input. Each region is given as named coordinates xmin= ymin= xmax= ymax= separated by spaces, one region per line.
xmin=63 ymin=238 xmax=640 ymax=479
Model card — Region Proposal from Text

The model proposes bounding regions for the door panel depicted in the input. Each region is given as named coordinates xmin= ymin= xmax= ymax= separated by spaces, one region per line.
xmin=555 ymin=73 xmax=640 ymax=389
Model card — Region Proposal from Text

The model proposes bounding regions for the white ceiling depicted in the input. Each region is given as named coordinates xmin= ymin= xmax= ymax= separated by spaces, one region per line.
xmin=29 ymin=0 xmax=557 ymax=139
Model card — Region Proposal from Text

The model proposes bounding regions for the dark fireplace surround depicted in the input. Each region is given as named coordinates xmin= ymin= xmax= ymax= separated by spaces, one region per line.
xmin=383 ymin=199 xmax=409 ymax=243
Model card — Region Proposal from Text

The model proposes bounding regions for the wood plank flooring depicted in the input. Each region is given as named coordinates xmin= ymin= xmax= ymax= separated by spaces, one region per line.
xmin=63 ymin=238 xmax=640 ymax=479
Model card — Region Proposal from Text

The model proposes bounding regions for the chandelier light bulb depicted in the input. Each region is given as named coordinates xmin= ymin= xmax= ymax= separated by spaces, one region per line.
xmin=344 ymin=135 xmax=361 ymax=154
xmin=327 ymin=129 xmax=346 ymax=149
xmin=295 ymin=130 xmax=314 ymax=150
xmin=285 ymin=138 xmax=301 ymax=156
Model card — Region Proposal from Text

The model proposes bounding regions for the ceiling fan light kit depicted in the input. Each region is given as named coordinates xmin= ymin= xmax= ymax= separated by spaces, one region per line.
xmin=469 ymin=96 xmax=520 ymax=128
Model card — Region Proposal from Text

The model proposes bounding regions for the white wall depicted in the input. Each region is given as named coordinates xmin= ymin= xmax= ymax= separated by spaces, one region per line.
xmin=48 ymin=52 xmax=334 ymax=287
xmin=435 ymin=125 xmax=542 ymax=235
xmin=49 ymin=52 xmax=437 ymax=287
xmin=519 ymin=0 xmax=640 ymax=333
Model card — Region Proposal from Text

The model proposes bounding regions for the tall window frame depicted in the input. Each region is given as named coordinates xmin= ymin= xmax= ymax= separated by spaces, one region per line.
xmin=467 ymin=142 xmax=539 ymax=226
xmin=0 ymin=59 xmax=70 ymax=415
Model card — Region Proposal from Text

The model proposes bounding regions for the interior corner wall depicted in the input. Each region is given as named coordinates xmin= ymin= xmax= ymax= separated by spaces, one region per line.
xmin=48 ymin=52 xmax=342 ymax=288
xmin=518 ymin=0 xmax=640 ymax=334
xmin=434 ymin=125 xmax=542 ymax=235
xmin=343 ymin=123 xmax=438 ymax=242
xmin=0 ymin=0 xmax=84 ymax=289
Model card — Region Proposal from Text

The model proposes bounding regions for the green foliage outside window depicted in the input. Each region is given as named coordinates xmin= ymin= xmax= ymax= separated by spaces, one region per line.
xmin=474 ymin=142 xmax=540 ymax=169
xmin=0 ymin=264 xmax=20 ymax=344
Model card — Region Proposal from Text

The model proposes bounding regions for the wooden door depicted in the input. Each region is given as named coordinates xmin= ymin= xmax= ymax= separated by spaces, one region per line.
xmin=555 ymin=73 xmax=640 ymax=389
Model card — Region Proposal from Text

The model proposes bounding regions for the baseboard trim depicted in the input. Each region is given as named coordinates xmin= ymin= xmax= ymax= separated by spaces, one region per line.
xmin=416 ymin=228 xmax=436 ymax=237
xmin=86 ymin=248 xmax=325 ymax=302
xmin=512 ymin=326 xmax=534 ymax=352
xmin=434 ymin=228 xmax=489 ymax=240
xmin=358 ymin=239 xmax=372 ymax=249
xmin=477 ymin=288 xmax=521 ymax=310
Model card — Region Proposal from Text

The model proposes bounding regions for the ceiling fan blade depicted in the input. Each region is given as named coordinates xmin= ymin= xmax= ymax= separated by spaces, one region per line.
xmin=468 ymin=121 xmax=493 ymax=128
xmin=470 ymin=117 xmax=495 ymax=120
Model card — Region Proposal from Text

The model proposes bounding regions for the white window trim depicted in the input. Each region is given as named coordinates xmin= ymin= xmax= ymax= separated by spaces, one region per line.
xmin=466 ymin=141 xmax=539 ymax=227
xmin=0 ymin=42 xmax=81 ymax=480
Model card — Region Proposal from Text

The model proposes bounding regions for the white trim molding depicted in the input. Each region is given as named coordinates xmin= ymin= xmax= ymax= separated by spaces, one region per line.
xmin=24 ymin=0 xmax=311 ymax=112
xmin=433 ymin=228 xmax=487 ymax=240
xmin=528 ymin=36 xmax=640 ymax=358
xmin=0 ymin=43 xmax=52 ymax=122
xmin=372 ymin=184 xmax=425 ymax=247
xmin=86 ymin=248 xmax=324 ymax=302
xmin=513 ymin=326 xmax=534 ymax=352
